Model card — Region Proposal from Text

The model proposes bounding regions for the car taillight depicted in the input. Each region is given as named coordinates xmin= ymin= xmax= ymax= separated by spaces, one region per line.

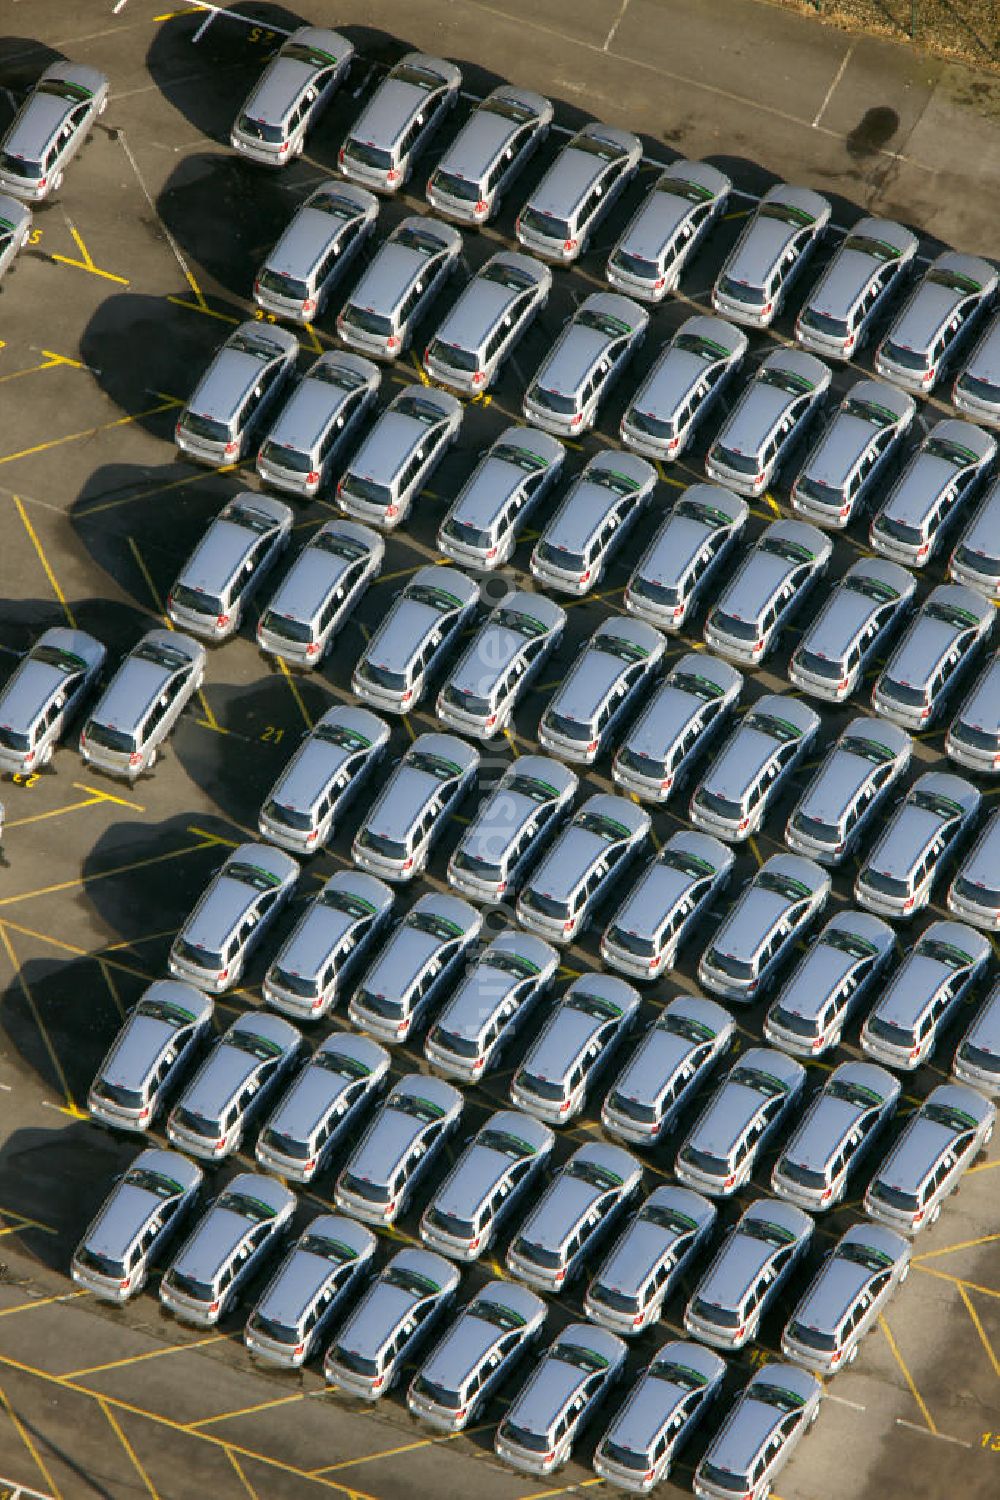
xmin=386 ymin=335 xmax=400 ymax=351
xmin=175 ymin=420 xmax=182 ymax=437
xmin=648 ymin=957 xmax=659 ymax=972
xmin=908 ymin=1044 xmax=921 ymax=1059
xmin=844 ymin=333 xmax=856 ymax=349
xmin=633 ymin=1312 xmax=644 ymax=1327
xmin=838 ymin=677 xmax=849 ymax=690
xmin=755 ymin=471 xmax=765 ymax=485
xmin=920 ymin=705 xmax=931 ymax=719
xmin=306 ymin=469 xmax=320 ymax=486
xmin=812 ymin=1036 xmax=824 ymax=1051
xmin=217 ymin=613 xmax=230 ymax=628
xmin=129 ymin=751 xmax=142 ymax=766
xmin=338 ymin=148 xmax=345 ymax=165
xmin=660 ymin=774 xmax=673 ymax=791
xmin=515 ymin=216 xmax=521 ymax=234
xmin=386 ymin=503 xmax=399 ymax=519
xmin=554 ymin=1269 xmax=565 ymax=1284
xmin=563 ymin=238 xmax=577 ymax=253
xmin=468 ymin=1236 xmax=481 ymax=1251
xmin=306 ymin=829 xmax=319 ymax=842
xmin=913 ymin=1209 xmax=924 ymax=1224
xmin=666 ymin=438 xmax=680 ymax=452
xmin=751 ymin=641 xmax=764 ymax=655
xmin=209 ymin=1300 xmax=220 ymax=1313
xmin=571 ymin=413 xmax=583 ymax=427
xmin=397 ymin=1020 xmax=408 ymax=1035
xmin=472 ymin=371 xmax=485 ymax=385
xmin=23 ymin=749 xmax=35 ymax=765
xmin=403 ymin=857 xmax=413 ymax=870
xmin=839 ymin=503 xmax=851 ymax=517
xmin=138 ymin=1106 xmax=151 ymax=1120
xmin=215 ymin=1136 xmax=227 ymax=1149
xmin=38 ymin=176 xmax=47 ymax=190
xmin=218 ymin=968 xmax=229 ymax=981
xmin=475 ymin=200 xmax=488 ymax=216
xmin=925 ymin=367 xmax=936 ymax=383
xmin=293 ymin=1342 xmax=306 ymax=1356
xmin=79 ymin=731 xmax=86 ymax=746
xmin=371 ymin=1374 xmax=384 ymax=1388
xmin=426 ymin=177 xmax=435 ymax=193
xmin=486 ymin=546 xmax=497 ymax=558
xmin=224 ymin=440 xmax=238 ymax=456
xmin=386 ymin=168 xmax=400 ymax=183
xmin=385 ymin=1202 xmax=396 ymax=1217
xmin=485 ymin=714 xmax=497 ymax=727
xmin=559 ymin=1099 xmax=572 ymax=1113
xmin=336 ymin=480 xmax=344 ymax=497
xmin=278 ymin=141 xmax=289 ymax=155
xmin=563 ymin=919 xmax=574 ymax=933
xmin=587 ymin=740 xmax=599 ymax=753
xmin=497 ymin=880 xmax=507 ymax=894
xmin=737 ymin=817 xmax=750 ymax=831
xmin=579 ymin=569 xmax=591 ymax=583
xmin=903 ymin=897 xmax=914 ymax=911
xmin=762 ymin=302 xmax=773 ymax=316
xmin=821 ymin=1187 xmax=833 ymax=1202
xmin=302 ymin=298 xmax=316 ymax=315
xmin=119 ymin=1276 xmax=131 ymax=1290
xmin=916 ymin=543 xmax=930 ymax=558
xmin=311 ymin=996 xmax=324 ymax=1011
xmin=724 ymin=1175 xmax=736 ymax=1188
xmin=654 ymin=278 xmax=665 ymax=291
xmin=833 ymin=840 xmax=845 ymax=854
xmin=471 ymin=1056 xmax=485 ymax=1073
xmin=305 ymin=643 xmax=320 ymax=658
xmin=401 ymin=689 xmax=412 ymax=704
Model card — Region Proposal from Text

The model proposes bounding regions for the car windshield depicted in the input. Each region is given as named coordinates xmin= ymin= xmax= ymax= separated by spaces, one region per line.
xmin=607 ymin=1091 xmax=657 ymax=1123
xmin=799 ymin=307 xmax=849 ymax=337
xmin=171 ymin=938 xmax=223 ymax=971
xmin=842 ymin=734 xmax=895 ymax=765
xmin=519 ymin=207 xmax=571 ymax=241
xmin=956 ymin=371 xmax=1000 ymax=403
xmin=76 ymin=1246 xmax=127 ymax=1280
xmin=597 ymin=634 xmax=651 ymax=665
xmin=450 ymin=848 xmax=502 ymax=882
xmin=566 ymin=1159 xmax=623 ymax=1192
xmin=356 ymin=661 xmax=407 ymax=692
xmin=554 ymin=1341 xmax=610 ymax=1373
xmin=269 ymin=967 xmax=317 ymax=998
xmin=845 ymin=573 xmax=901 ymax=604
xmin=844 ymin=397 xmax=899 ymax=426
xmin=777 ymin=1158 xmax=827 ymax=1190
xmin=690 ymin=1297 xmax=740 ymax=1328
xmin=406 ymin=911 xmax=466 ymax=942
xmin=516 ymin=1070 xmax=565 ymax=1102
xmin=568 ymin=992 xmax=623 ymax=1022
xmin=529 ymin=385 xmax=578 ymax=415
xmin=343 ymin=138 xmax=393 ymax=169
xmin=924 ymin=436 xmax=980 ymax=466
xmin=923 ymin=1102 xmax=979 ymax=1133
xmin=260 ymin=611 xmax=313 ymax=643
xmin=662 ymin=1009 xmax=717 ymax=1043
xmin=957 ymin=1040 xmax=1000 ymax=1073
xmin=769 ymin=1004 xmax=820 ymax=1038
xmin=874 ymin=514 xmax=923 ymax=546
xmin=257 ymin=269 xmax=310 ymax=302
xmin=390 ymin=1092 xmax=447 ymax=1124
xmin=249 ymin=1310 xmax=298 ymax=1343
xmin=679 ymin=1145 xmax=729 ymax=1175
xmin=340 ymin=305 xmax=393 ymax=337
xmin=953 ymin=874 xmax=1000 ymax=906
xmin=135 ymin=996 xmax=198 ymax=1028
xmin=315 ymin=1050 xmax=372 ymax=1082
xmin=227 ymin=1030 xmax=284 ymax=1062
xmin=427 ymin=338 xmax=478 ymax=373
xmin=746 ymin=711 xmax=803 ymax=743
xmin=507 ymin=773 xmax=559 ymax=804
xmin=838 ymin=1241 xmax=897 ymax=1274
xmin=406 ymin=584 xmax=464 ymax=613
xmin=605 ymin=925 xmax=656 ymax=958
xmin=501 ymin=1420 xmax=551 ymax=1451
xmin=709 ymin=609 xmax=759 ymax=641
xmin=871 ymin=1181 xmax=920 ymax=1212
xmin=860 ymin=867 xmax=911 ymax=899
xmin=384 ymin=1266 xmax=442 ymax=1300
xmin=790 ymin=810 xmax=839 ymax=845
xmin=673 ymin=670 xmax=725 ymax=701
xmin=478 ymin=1128 xmax=536 ymax=1161
xmin=844 ymin=233 xmax=901 ymax=261
xmin=431 ymin=168 xmax=480 ymax=202
xmin=654 ymin=1359 xmax=710 ymax=1390
xmin=226 ymin=861 xmax=283 ymax=893
xmin=626 ymin=405 xmax=674 ymax=439
xmin=239 ymin=114 xmax=285 ymax=144
xmin=910 ymin=789 xmax=963 ymax=821
xmin=823 ymin=929 xmax=878 ymax=960
xmin=576 ymin=309 xmax=633 ymax=339
xmin=218 ymin=1192 xmax=277 ymax=1223
xmin=756 ymin=872 xmax=812 ymax=901
xmin=170 ymin=581 xmax=223 ymax=616
xmin=729 ymin=1065 xmax=788 ymax=1097
xmin=260 ymin=1128 xmax=310 ymax=1160
xmin=314 ymin=723 xmax=373 ymax=754
xmin=408 ymin=752 xmax=464 ymax=784
xmin=926 ymin=601 xmax=981 ymax=631
xmin=877 ymin=678 xmax=926 ymax=709
xmin=354 ymin=988 xmax=404 ymax=1020
xmin=881 ymin=341 xmax=929 ymax=371
xmin=441 ymin=514 xmax=491 ymax=548
xmin=263 ymin=799 xmax=313 ymax=831
xmin=952 ymin=544 xmax=1000 ymax=577
xmin=356 ymin=828 xmax=407 ymax=860
xmin=694 ymin=788 xmax=743 ymax=821
xmin=752 ymin=1382 xmax=807 ymax=1413
xmin=866 ymin=1015 xmax=916 ymax=1048
xmin=717 ymin=275 xmax=767 ymax=306
xmin=575 ymin=812 xmax=632 ymax=842
xmin=919 ymin=938 xmax=974 ymax=969
xmin=412 ymin=1374 xmax=461 ymax=1409
xmin=613 ymin=246 xmax=657 ymax=277
xmin=124 ymin=1167 xmax=186 ymax=1198
xmin=521 ymin=888 xmax=571 ymax=919
xmin=705 ymin=948 xmax=754 ymax=980
xmin=492 ymin=441 xmax=549 ymax=473
xmin=589 ymin=467 xmax=642 ymax=497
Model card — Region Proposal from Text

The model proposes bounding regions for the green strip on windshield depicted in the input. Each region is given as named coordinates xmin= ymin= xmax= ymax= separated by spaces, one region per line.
xmin=509 ymin=956 xmax=542 ymax=974
xmin=247 ymin=866 xmax=283 ymax=888
xmin=660 ymin=1361 xmax=709 ymax=1385
xmin=520 ymin=778 xmax=559 ymax=798
xmin=775 ymin=369 xmax=815 ymax=392
xmin=323 ymin=1238 xmax=359 ymax=1259
xmin=602 ymin=470 xmax=640 ymax=490
xmin=407 ymin=1096 xmax=446 ymax=1118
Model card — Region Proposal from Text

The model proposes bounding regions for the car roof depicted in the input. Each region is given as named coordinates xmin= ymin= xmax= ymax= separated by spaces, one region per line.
xmin=435 ymin=252 xmax=548 ymax=349
xmin=435 ymin=1113 xmax=553 ymax=1219
xmin=437 ymin=86 xmax=549 ymax=180
xmin=614 ymin=837 xmax=732 ymax=935
xmin=100 ymin=981 xmax=213 ymax=1090
xmin=181 ymin=844 xmax=297 ymax=951
xmin=806 ymin=216 xmax=916 ymax=316
xmin=784 ymin=1062 xmax=898 ymax=1170
xmin=618 ymin=165 xmax=730 ymax=263
xmin=85 ymin=1149 xmax=201 ymax=1261
xmin=804 ymin=557 xmax=915 ymax=661
xmin=528 ymin=130 xmax=629 ymax=218
xmin=955 ymin=655 xmax=1000 ymax=735
xmin=341 ymin=1250 xmax=458 ymax=1354
xmin=267 ymin=365 xmax=365 ymax=453
xmin=613 ymin=1341 xmax=725 ymax=1452
xmin=698 ymin=1201 xmax=810 ymax=1307
xmin=963 ymin=312 xmax=1000 ymax=384
xmin=243 ymin=27 xmax=351 ymax=122
xmin=965 ymin=982 xmax=1000 ymax=1056
xmin=92 ymin=630 xmax=203 ymax=731
xmin=0 ymin=626 xmax=104 ymax=733
xmin=724 ymin=184 xmax=828 ymax=285
xmin=190 ymin=323 xmax=296 ymax=420
xmin=956 ymin=808 xmax=1000 ymax=887
xmin=888 ymin=251 xmax=995 ymax=348
xmin=177 ymin=1176 xmax=292 ymax=1276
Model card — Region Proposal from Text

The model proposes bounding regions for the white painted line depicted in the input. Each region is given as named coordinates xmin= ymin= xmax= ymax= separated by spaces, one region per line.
xmin=812 ymin=41 xmax=856 ymax=129
xmin=192 ymin=10 xmax=216 ymax=43
xmin=0 ymin=1082 xmax=11 ymax=1092
xmin=604 ymin=0 xmax=632 ymax=53
xmin=112 ymin=0 xmax=129 ymax=13
xmin=895 ymin=1419 xmax=972 ymax=1448
xmin=179 ymin=2 xmax=292 ymax=37
xmin=116 ymin=129 xmax=207 ymax=299
xmin=826 ymin=1393 xmax=866 ymax=1410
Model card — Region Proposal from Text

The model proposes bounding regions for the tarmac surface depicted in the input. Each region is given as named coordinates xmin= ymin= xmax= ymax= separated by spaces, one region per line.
xmin=0 ymin=3 xmax=999 ymax=1499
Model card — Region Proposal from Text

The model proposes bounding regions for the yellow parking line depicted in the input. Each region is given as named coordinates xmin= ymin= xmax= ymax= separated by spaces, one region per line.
xmin=99 ymin=1397 xmax=161 ymax=1498
xmin=878 ymin=1315 xmax=937 ymax=1433
xmin=519 ymin=1479 xmax=603 ymax=1500
xmin=409 ymin=352 xmax=431 ymax=386
xmin=0 ymin=399 xmax=182 ymax=469
xmin=312 ymin=1423 xmax=493 ymax=1474
xmin=967 ymin=1159 xmax=1000 ymax=1174
xmin=723 ymin=208 xmax=753 ymax=220
xmin=914 ymin=1264 xmax=1000 ymax=1300
xmin=302 ymin=323 xmax=324 ymax=356
xmin=653 ymin=460 xmax=685 ymax=487
xmin=0 ymin=1382 xmax=64 ymax=1499
xmin=503 ymin=728 xmax=520 ymax=757
xmin=748 ymin=836 xmax=764 ymax=866
xmin=764 ymin=491 xmax=782 ymax=517
xmin=228 ymin=1450 xmax=259 ymax=1499
xmin=51 ymin=227 xmax=129 ymax=286
xmin=0 ymin=1290 xmax=84 ymax=1318
xmin=956 ymin=1282 xmax=1000 ymax=1378
xmin=0 ymin=836 xmax=217 ymax=908
xmin=5 ymin=794 xmax=109 ymax=830
xmin=912 ymin=1231 xmax=1000 ymax=1264
xmin=63 ymin=1334 xmax=229 ymax=1383
xmin=402 ymin=715 xmax=417 ymax=742
xmin=13 ymin=496 xmax=76 ymax=627
xmin=277 ymin=656 xmax=313 ymax=730
xmin=186 ymin=1392 xmax=307 ymax=1430
xmin=0 ymin=922 xmax=82 ymax=1115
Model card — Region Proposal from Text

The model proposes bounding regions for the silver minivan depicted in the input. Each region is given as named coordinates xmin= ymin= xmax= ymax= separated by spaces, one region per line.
xmin=256 ymin=519 xmax=383 ymax=666
xmin=683 ymin=1198 xmax=813 ymax=1349
xmin=871 ymin=582 xmax=994 ymax=729
xmin=334 ymin=1075 xmax=463 ymax=1229
xmin=674 ymin=1047 xmax=806 ymax=1198
xmin=784 ymin=715 xmax=912 ymax=865
xmin=0 ymin=62 xmax=109 ymax=201
xmin=258 ymin=704 xmax=389 ymax=855
xmin=436 ymin=589 xmax=565 ymax=740
xmin=351 ymin=566 xmax=479 ymax=714
xmin=538 ymin=617 xmax=665 ymax=766
xmin=0 ymin=626 xmax=106 ymax=775
xmin=712 ymin=183 xmax=830 ymax=328
xmin=437 ymin=425 xmax=565 ymax=569
xmin=324 ymin=1248 xmax=461 ymax=1400
xmin=419 ymin=1110 xmax=555 ymax=1262
xmin=244 ymin=1214 xmax=375 ymax=1368
xmin=79 ymin=629 xmax=205 ymax=781
xmin=253 ymin=182 xmax=378 ymax=323
xmin=336 ymin=216 xmax=462 ymax=361
xmin=424 ymin=930 xmax=559 ymax=1083
xmin=352 ymin=732 xmax=479 ymax=882
xmin=860 ymin=919 xmax=991 ymax=1071
xmin=510 ymin=973 xmax=641 ymax=1125
xmin=789 ymin=378 xmax=915 ymax=529
xmin=593 ymin=1339 xmax=725 ymax=1493
xmin=530 ymin=450 xmax=655 ymax=596
xmin=693 ymin=1363 xmax=822 ymax=1500
xmin=689 ymin=693 xmax=820 ymax=843
xmin=423 ymin=250 xmax=551 ymax=393
xmin=167 ymin=493 xmax=292 ymax=643
xmin=256 ymin=353 xmax=380 ymax=499
xmin=705 ymin=348 xmax=832 ymax=498
xmin=864 ymin=1083 xmax=994 ymax=1235
xmin=794 ymin=216 xmax=918 ymax=362
xmin=788 ymin=555 xmax=916 ymax=702
xmin=347 ymin=891 xmax=481 ymax=1044
xmin=703 ymin=518 xmax=832 ymax=664
xmin=612 ymin=652 xmax=742 ymax=804
xmin=624 ymin=484 xmax=747 ymax=635
xmin=601 ymin=832 xmax=734 ymax=982
xmin=771 ymin=1060 xmax=900 ymax=1212
xmin=523 ymin=292 xmax=649 ymax=436
xmin=854 ymin=770 xmax=981 ymax=920
xmin=953 ymin=310 xmax=1000 ymax=427
xmin=495 ymin=1323 xmax=628 ymax=1476
xmin=168 ymin=842 xmax=299 ymax=993
xmin=338 ymin=383 xmax=462 ymax=529
xmin=71 ymin=1148 xmax=202 ymax=1303
xmin=874 ymin=251 xmax=998 ymax=395
xmin=165 ymin=1012 xmax=303 ymax=1162
xmin=160 ymin=1173 xmax=295 ymax=1326
xmin=945 ymin=654 xmax=1000 ymax=774
xmin=408 ymin=1281 xmax=547 ymax=1433
xmin=947 ymin=809 xmax=1000 ymax=930
xmin=763 ymin=909 xmax=895 ymax=1058
xmin=88 ymin=981 xmax=214 ymax=1133
xmin=607 ymin=159 xmax=731 ymax=301
xmin=949 ymin=477 xmax=1000 ymax=600
xmin=426 ymin=84 xmax=552 ymax=225
xmin=952 ymin=981 xmax=1000 ymax=1095
xmin=621 ymin=318 xmax=748 ymax=464
xmin=0 ymin=194 xmax=32 ymax=284
xmin=869 ymin=419 xmax=996 ymax=568
xmin=781 ymin=1222 xmax=911 ymax=1376
xmin=175 ymin=322 xmax=298 ymax=466
xmin=516 ymin=122 xmax=642 ymax=263
xmin=446 ymin=755 xmax=577 ymax=905
xmin=231 ymin=27 xmax=354 ymax=166
xmin=262 ymin=868 xmax=393 ymax=1021
xmin=516 ymin=792 xmax=651 ymax=946
xmin=338 ymin=53 xmax=461 ymax=193
xmin=255 ymin=1032 xmax=390 ymax=1184
xmin=697 ymin=853 xmax=831 ymax=1003
xmin=601 ymin=995 xmax=734 ymax=1147
xmin=585 ymin=1192 xmax=718 ymax=1338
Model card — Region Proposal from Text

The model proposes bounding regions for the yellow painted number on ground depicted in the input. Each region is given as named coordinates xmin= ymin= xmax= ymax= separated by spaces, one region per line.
xmin=28 ymin=228 xmax=43 ymax=244
xmin=12 ymin=772 xmax=39 ymax=788
xmin=982 ymin=1432 xmax=1000 ymax=1450
xmin=248 ymin=28 xmax=277 ymax=44
xmin=261 ymin=726 xmax=284 ymax=744
xmin=254 ymin=308 xmax=277 ymax=323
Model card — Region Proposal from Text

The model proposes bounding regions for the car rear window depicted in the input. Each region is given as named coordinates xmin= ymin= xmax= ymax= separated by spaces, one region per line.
xmin=238 ymin=114 xmax=285 ymax=144
xmin=181 ymin=411 xmax=230 ymax=443
xmin=83 ymin=720 xmax=137 ymax=754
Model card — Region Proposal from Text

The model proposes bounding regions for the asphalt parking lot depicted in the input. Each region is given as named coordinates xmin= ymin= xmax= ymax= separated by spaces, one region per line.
xmin=1 ymin=2 xmax=999 ymax=1499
